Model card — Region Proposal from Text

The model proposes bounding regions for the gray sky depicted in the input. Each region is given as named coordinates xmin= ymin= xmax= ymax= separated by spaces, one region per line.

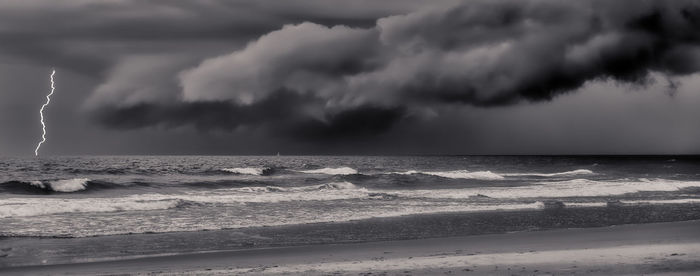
xmin=1 ymin=0 xmax=700 ymax=156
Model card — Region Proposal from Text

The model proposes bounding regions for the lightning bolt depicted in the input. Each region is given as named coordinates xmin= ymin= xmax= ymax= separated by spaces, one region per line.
xmin=34 ymin=69 xmax=56 ymax=156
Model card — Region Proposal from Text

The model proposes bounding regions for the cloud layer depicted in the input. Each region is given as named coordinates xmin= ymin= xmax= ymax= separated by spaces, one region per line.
xmin=183 ymin=0 xmax=700 ymax=105
xmin=85 ymin=0 xmax=700 ymax=142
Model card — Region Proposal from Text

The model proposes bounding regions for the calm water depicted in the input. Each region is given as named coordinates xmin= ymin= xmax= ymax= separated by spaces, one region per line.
xmin=1 ymin=155 xmax=699 ymax=237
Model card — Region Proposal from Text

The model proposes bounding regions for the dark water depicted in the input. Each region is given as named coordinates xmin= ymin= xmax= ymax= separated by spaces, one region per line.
xmin=1 ymin=155 xmax=699 ymax=237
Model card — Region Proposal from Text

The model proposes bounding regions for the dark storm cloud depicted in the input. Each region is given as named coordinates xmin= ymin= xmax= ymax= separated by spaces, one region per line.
xmin=0 ymin=0 xmax=429 ymax=76
xmin=290 ymin=106 xmax=406 ymax=141
xmin=94 ymin=90 xmax=406 ymax=141
xmin=364 ymin=0 xmax=700 ymax=105
xmin=95 ymin=90 xmax=316 ymax=130
xmin=85 ymin=0 xmax=700 ymax=142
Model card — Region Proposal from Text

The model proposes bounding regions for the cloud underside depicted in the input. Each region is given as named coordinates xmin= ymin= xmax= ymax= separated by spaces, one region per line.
xmin=82 ymin=0 xmax=700 ymax=141
xmin=96 ymin=90 xmax=406 ymax=141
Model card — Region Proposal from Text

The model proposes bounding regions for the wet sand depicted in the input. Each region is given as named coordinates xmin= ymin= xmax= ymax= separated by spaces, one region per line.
xmin=2 ymin=220 xmax=699 ymax=275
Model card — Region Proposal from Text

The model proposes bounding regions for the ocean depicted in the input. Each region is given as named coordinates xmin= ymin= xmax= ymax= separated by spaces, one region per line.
xmin=1 ymin=155 xmax=699 ymax=238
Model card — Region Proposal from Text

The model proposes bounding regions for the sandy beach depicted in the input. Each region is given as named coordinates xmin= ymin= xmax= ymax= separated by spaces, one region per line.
xmin=2 ymin=219 xmax=699 ymax=275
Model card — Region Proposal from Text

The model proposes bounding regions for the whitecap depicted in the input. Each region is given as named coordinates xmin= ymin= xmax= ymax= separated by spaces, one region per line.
xmin=503 ymin=169 xmax=594 ymax=177
xmin=315 ymin=181 xmax=358 ymax=190
xmin=220 ymin=167 xmax=267 ymax=175
xmin=297 ymin=167 xmax=358 ymax=175
xmin=29 ymin=178 xmax=91 ymax=192
xmin=233 ymin=181 xmax=359 ymax=193
xmin=393 ymin=170 xmax=505 ymax=180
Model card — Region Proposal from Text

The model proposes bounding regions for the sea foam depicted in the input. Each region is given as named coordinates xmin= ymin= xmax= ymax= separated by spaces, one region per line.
xmin=0 ymin=200 xmax=546 ymax=237
xmin=233 ymin=181 xmax=359 ymax=193
xmin=391 ymin=169 xmax=594 ymax=180
xmin=220 ymin=167 xmax=267 ymax=176
xmin=382 ymin=178 xmax=700 ymax=199
xmin=30 ymin=178 xmax=91 ymax=192
xmin=4 ymin=178 xmax=697 ymax=219
xmin=298 ymin=167 xmax=358 ymax=175
xmin=0 ymin=197 xmax=181 ymax=218
xmin=394 ymin=170 xmax=505 ymax=180
xmin=503 ymin=169 xmax=594 ymax=177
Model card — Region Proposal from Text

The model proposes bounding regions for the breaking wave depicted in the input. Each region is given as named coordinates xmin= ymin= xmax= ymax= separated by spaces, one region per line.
xmin=0 ymin=179 xmax=153 ymax=194
xmin=1 ymin=178 xmax=93 ymax=193
xmin=32 ymin=178 xmax=91 ymax=192
xmin=387 ymin=169 xmax=593 ymax=180
xmin=503 ymin=169 xmax=594 ymax=177
xmin=220 ymin=167 xmax=271 ymax=176
xmin=234 ymin=181 xmax=359 ymax=193
xmin=297 ymin=167 xmax=358 ymax=175
xmin=392 ymin=170 xmax=505 ymax=180
xmin=316 ymin=181 xmax=358 ymax=190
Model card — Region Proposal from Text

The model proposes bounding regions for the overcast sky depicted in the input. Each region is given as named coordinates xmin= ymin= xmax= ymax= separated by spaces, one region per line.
xmin=1 ymin=0 xmax=700 ymax=156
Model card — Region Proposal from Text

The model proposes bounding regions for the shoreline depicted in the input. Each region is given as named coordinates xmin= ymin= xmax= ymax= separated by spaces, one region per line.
xmin=2 ymin=203 xmax=700 ymax=268
xmin=2 ymin=220 xmax=699 ymax=275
